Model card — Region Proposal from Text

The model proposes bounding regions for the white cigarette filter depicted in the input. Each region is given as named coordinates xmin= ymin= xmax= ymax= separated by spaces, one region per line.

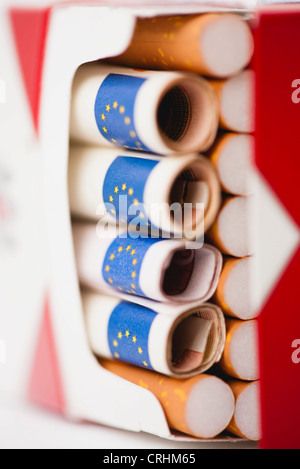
xmin=207 ymin=132 xmax=255 ymax=196
xmin=209 ymin=70 xmax=255 ymax=133
xmin=72 ymin=222 xmax=223 ymax=304
xmin=69 ymin=63 xmax=218 ymax=154
xmin=112 ymin=14 xmax=254 ymax=78
xmin=214 ymin=256 xmax=257 ymax=320
xmin=83 ymin=290 xmax=226 ymax=378
xmin=219 ymin=318 xmax=260 ymax=381
xmin=227 ymin=380 xmax=261 ymax=441
xmin=207 ymin=195 xmax=255 ymax=258
xmin=68 ymin=146 xmax=221 ymax=238
xmin=100 ymin=358 xmax=235 ymax=439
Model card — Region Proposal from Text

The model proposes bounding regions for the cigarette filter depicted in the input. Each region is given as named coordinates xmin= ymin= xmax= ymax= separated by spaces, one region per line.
xmin=84 ymin=291 xmax=226 ymax=378
xmin=227 ymin=380 xmax=261 ymax=441
xmin=68 ymin=146 xmax=221 ymax=237
xmin=209 ymin=70 xmax=254 ymax=133
xmin=112 ymin=14 xmax=254 ymax=78
xmin=99 ymin=358 xmax=235 ymax=439
xmin=207 ymin=132 xmax=255 ymax=196
xmin=207 ymin=196 xmax=255 ymax=258
xmin=214 ymin=256 xmax=257 ymax=320
xmin=69 ymin=63 xmax=218 ymax=154
xmin=219 ymin=318 xmax=259 ymax=381
xmin=72 ymin=222 xmax=222 ymax=304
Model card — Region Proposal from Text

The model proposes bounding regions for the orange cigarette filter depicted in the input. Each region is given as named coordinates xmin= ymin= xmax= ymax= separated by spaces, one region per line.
xmin=207 ymin=132 xmax=255 ymax=196
xmin=100 ymin=358 xmax=235 ymax=439
xmin=219 ymin=318 xmax=259 ymax=381
xmin=227 ymin=380 xmax=261 ymax=441
xmin=206 ymin=195 xmax=255 ymax=258
xmin=209 ymin=70 xmax=255 ymax=133
xmin=112 ymin=14 xmax=254 ymax=78
xmin=214 ymin=256 xmax=257 ymax=320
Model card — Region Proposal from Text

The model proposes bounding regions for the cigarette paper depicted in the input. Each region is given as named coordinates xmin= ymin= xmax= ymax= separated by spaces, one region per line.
xmin=72 ymin=222 xmax=222 ymax=304
xmin=69 ymin=63 xmax=218 ymax=154
xmin=68 ymin=146 xmax=221 ymax=236
xmin=219 ymin=318 xmax=259 ymax=381
xmin=214 ymin=256 xmax=257 ymax=320
xmin=112 ymin=14 xmax=254 ymax=78
xmin=84 ymin=291 xmax=226 ymax=378
xmin=207 ymin=132 xmax=255 ymax=196
xmin=99 ymin=358 xmax=235 ymax=439
xmin=209 ymin=70 xmax=254 ymax=133
xmin=207 ymin=196 xmax=255 ymax=258
xmin=227 ymin=380 xmax=261 ymax=441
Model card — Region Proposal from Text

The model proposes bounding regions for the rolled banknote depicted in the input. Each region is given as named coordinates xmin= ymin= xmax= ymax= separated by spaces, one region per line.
xmin=69 ymin=63 xmax=218 ymax=154
xmin=214 ymin=256 xmax=257 ymax=320
xmin=84 ymin=290 xmax=226 ymax=378
xmin=68 ymin=146 xmax=221 ymax=237
xmin=72 ymin=222 xmax=222 ymax=304
xmin=227 ymin=380 xmax=261 ymax=441
xmin=112 ymin=13 xmax=254 ymax=78
xmin=207 ymin=195 xmax=255 ymax=258
xmin=99 ymin=358 xmax=235 ymax=439
xmin=219 ymin=318 xmax=259 ymax=381
xmin=207 ymin=132 xmax=255 ymax=196
xmin=209 ymin=70 xmax=255 ymax=133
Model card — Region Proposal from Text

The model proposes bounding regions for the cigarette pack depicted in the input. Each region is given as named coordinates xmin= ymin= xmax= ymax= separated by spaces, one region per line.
xmin=0 ymin=1 xmax=299 ymax=449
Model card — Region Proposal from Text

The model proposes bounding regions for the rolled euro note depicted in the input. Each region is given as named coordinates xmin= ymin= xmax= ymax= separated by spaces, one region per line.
xmin=68 ymin=146 xmax=221 ymax=237
xmin=72 ymin=222 xmax=222 ymax=304
xmin=209 ymin=70 xmax=255 ymax=133
xmin=69 ymin=63 xmax=218 ymax=154
xmin=83 ymin=290 xmax=226 ymax=378
xmin=99 ymin=358 xmax=234 ymax=439
xmin=207 ymin=132 xmax=255 ymax=196
xmin=112 ymin=14 xmax=254 ymax=78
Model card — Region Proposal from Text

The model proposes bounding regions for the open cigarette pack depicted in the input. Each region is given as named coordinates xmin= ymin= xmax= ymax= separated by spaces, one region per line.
xmin=1 ymin=0 xmax=300 ymax=449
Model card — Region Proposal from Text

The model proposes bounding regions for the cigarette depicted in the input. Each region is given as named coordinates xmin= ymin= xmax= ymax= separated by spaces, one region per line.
xmin=227 ymin=380 xmax=261 ymax=441
xmin=112 ymin=14 xmax=254 ymax=78
xmin=206 ymin=195 xmax=255 ymax=258
xmin=209 ymin=70 xmax=255 ymax=133
xmin=72 ymin=222 xmax=223 ymax=304
xmin=207 ymin=132 xmax=255 ymax=196
xmin=219 ymin=318 xmax=259 ymax=381
xmin=99 ymin=358 xmax=235 ymax=439
xmin=68 ymin=146 xmax=221 ymax=237
xmin=214 ymin=256 xmax=257 ymax=320
xmin=84 ymin=291 xmax=226 ymax=378
xmin=69 ymin=63 xmax=218 ymax=154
